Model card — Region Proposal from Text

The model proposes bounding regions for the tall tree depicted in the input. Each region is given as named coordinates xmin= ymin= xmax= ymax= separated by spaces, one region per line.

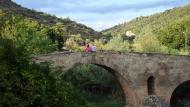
xmin=158 ymin=19 xmax=190 ymax=50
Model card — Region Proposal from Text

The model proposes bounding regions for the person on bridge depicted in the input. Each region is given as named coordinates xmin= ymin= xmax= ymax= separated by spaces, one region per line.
xmin=91 ymin=45 xmax=96 ymax=52
xmin=85 ymin=44 xmax=92 ymax=52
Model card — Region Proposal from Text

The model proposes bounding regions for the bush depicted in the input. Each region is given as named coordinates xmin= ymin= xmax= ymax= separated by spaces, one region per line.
xmin=0 ymin=15 xmax=57 ymax=54
xmin=157 ymin=19 xmax=190 ymax=50
xmin=0 ymin=38 xmax=88 ymax=107
xmin=105 ymin=35 xmax=130 ymax=51
xmin=134 ymin=27 xmax=167 ymax=53
xmin=65 ymin=34 xmax=84 ymax=51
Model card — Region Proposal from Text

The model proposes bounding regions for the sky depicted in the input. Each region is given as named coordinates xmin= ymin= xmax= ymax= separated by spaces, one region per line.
xmin=13 ymin=0 xmax=190 ymax=31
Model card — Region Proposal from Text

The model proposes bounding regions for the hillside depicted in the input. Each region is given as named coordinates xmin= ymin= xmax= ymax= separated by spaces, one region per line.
xmin=0 ymin=0 xmax=101 ymax=38
xmin=102 ymin=4 xmax=190 ymax=36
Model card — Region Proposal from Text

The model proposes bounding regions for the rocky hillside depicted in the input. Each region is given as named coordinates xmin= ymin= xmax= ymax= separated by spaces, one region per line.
xmin=0 ymin=0 xmax=101 ymax=38
xmin=102 ymin=4 xmax=190 ymax=36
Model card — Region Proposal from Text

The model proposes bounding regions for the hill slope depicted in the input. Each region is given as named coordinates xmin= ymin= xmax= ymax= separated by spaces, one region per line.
xmin=102 ymin=4 xmax=190 ymax=36
xmin=0 ymin=0 xmax=100 ymax=38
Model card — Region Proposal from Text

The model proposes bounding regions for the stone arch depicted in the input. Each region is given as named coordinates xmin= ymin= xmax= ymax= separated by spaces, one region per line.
xmin=147 ymin=76 xmax=156 ymax=95
xmin=63 ymin=62 xmax=138 ymax=107
xmin=170 ymin=80 xmax=190 ymax=107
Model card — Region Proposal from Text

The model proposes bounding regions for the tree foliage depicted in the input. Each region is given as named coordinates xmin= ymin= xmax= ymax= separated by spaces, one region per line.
xmin=0 ymin=14 xmax=57 ymax=54
xmin=64 ymin=34 xmax=84 ymax=51
xmin=134 ymin=26 xmax=166 ymax=53
xmin=0 ymin=37 xmax=89 ymax=107
xmin=157 ymin=19 xmax=190 ymax=50
xmin=105 ymin=35 xmax=130 ymax=51
xmin=47 ymin=22 xmax=67 ymax=50
xmin=62 ymin=64 xmax=125 ymax=106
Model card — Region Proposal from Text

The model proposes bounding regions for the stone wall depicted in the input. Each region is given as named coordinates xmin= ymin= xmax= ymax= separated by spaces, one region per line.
xmin=33 ymin=51 xmax=190 ymax=107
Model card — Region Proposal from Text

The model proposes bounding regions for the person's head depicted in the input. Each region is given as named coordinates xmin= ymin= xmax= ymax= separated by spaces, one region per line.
xmin=86 ymin=43 xmax=89 ymax=47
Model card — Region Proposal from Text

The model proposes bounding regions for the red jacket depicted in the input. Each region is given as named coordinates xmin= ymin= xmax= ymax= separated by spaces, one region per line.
xmin=85 ymin=47 xmax=92 ymax=52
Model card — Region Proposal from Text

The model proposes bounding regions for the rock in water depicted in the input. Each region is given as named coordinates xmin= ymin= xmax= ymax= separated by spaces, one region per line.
xmin=141 ymin=95 xmax=170 ymax=107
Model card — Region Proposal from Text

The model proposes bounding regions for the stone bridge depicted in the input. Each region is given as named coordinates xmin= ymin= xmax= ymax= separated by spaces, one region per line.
xmin=33 ymin=51 xmax=190 ymax=107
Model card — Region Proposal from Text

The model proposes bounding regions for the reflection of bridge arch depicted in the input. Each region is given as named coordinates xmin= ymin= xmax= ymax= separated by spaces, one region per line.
xmin=33 ymin=51 xmax=190 ymax=107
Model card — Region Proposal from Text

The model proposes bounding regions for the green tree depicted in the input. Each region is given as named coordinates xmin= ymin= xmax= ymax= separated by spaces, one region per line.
xmin=0 ymin=37 xmax=88 ymax=107
xmin=0 ymin=14 xmax=57 ymax=54
xmin=64 ymin=34 xmax=84 ymax=51
xmin=105 ymin=35 xmax=129 ymax=51
xmin=65 ymin=37 xmax=80 ymax=51
xmin=158 ymin=19 xmax=190 ymax=50
xmin=48 ymin=22 xmax=67 ymax=50
xmin=62 ymin=64 xmax=125 ymax=106
xmin=134 ymin=26 xmax=165 ymax=53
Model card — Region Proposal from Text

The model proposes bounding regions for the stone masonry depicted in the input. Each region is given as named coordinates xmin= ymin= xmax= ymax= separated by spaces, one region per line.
xmin=33 ymin=51 xmax=190 ymax=107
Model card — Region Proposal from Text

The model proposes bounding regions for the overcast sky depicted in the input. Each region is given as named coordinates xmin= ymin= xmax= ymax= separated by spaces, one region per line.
xmin=13 ymin=0 xmax=190 ymax=31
